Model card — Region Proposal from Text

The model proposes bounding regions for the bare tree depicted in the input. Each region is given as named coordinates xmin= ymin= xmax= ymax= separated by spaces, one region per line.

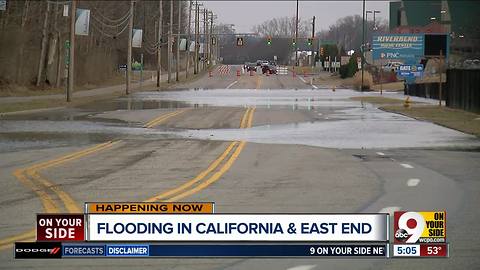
xmin=252 ymin=16 xmax=310 ymax=38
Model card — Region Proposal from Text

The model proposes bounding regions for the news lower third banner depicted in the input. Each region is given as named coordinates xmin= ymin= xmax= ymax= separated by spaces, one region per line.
xmin=86 ymin=214 xmax=389 ymax=242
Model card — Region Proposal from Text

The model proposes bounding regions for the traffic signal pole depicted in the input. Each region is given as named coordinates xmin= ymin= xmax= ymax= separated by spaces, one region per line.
xmin=126 ymin=0 xmax=134 ymax=95
xmin=186 ymin=0 xmax=192 ymax=79
xmin=311 ymin=16 xmax=315 ymax=67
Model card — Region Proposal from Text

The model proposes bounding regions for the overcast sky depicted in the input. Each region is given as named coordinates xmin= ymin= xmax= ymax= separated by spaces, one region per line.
xmin=204 ymin=1 xmax=390 ymax=33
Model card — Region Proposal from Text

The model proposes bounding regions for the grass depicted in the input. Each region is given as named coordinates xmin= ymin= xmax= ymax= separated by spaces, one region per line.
xmin=0 ymin=69 xmax=210 ymax=114
xmin=381 ymin=105 xmax=480 ymax=137
xmin=350 ymin=96 xmax=411 ymax=105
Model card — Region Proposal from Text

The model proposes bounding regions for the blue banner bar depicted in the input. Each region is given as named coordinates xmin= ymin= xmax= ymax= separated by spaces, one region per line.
xmin=148 ymin=244 xmax=388 ymax=257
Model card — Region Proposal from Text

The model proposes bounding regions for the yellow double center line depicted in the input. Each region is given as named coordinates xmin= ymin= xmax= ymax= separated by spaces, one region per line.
xmin=1 ymin=141 xmax=120 ymax=249
xmin=147 ymin=107 xmax=255 ymax=202
xmin=143 ymin=108 xmax=189 ymax=128
xmin=1 ymin=109 xmax=187 ymax=249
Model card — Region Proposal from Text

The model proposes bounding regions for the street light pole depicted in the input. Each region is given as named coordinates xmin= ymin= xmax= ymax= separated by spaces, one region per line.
xmin=361 ymin=0 xmax=365 ymax=92
xmin=295 ymin=0 xmax=299 ymax=66
xmin=186 ymin=0 xmax=192 ymax=79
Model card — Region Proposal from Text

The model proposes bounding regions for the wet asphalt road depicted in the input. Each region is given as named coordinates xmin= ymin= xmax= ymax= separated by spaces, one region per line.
xmin=0 ymin=66 xmax=479 ymax=269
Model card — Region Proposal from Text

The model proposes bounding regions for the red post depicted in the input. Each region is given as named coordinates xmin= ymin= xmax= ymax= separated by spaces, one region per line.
xmin=236 ymin=69 xmax=240 ymax=77
xmin=209 ymin=70 xmax=212 ymax=77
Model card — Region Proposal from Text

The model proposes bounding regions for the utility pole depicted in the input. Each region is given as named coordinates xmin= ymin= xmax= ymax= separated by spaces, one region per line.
xmin=361 ymin=0 xmax=365 ymax=92
xmin=36 ymin=1 xmax=51 ymax=86
xmin=311 ymin=16 xmax=315 ymax=67
xmin=194 ymin=2 xmax=199 ymax=74
xmin=126 ymin=0 xmax=134 ymax=95
xmin=176 ymin=0 xmax=181 ymax=81
xmin=203 ymin=8 xmax=207 ymax=70
xmin=156 ymin=0 xmax=163 ymax=88
xmin=168 ymin=0 xmax=173 ymax=83
xmin=67 ymin=0 xmax=76 ymax=102
xmin=210 ymin=12 xmax=214 ymax=66
xmin=295 ymin=0 xmax=299 ymax=66
xmin=186 ymin=0 xmax=192 ymax=79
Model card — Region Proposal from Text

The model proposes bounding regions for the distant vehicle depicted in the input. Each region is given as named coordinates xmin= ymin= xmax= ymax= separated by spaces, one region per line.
xmin=262 ymin=64 xmax=277 ymax=75
xmin=245 ymin=63 xmax=257 ymax=72
xmin=256 ymin=60 xmax=262 ymax=66
xmin=382 ymin=62 xmax=403 ymax=72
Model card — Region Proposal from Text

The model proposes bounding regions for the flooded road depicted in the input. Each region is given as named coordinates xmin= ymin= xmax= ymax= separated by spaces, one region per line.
xmin=2 ymin=88 xmax=478 ymax=150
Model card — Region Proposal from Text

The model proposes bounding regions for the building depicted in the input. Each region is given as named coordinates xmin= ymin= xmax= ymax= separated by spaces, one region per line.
xmin=389 ymin=0 xmax=480 ymax=66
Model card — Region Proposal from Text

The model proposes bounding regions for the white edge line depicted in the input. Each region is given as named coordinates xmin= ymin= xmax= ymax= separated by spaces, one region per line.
xmin=400 ymin=163 xmax=414 ymax=169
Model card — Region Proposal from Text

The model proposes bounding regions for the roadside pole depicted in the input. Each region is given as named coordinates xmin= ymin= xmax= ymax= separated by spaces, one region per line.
xmin=67 ymin=0 xmax=76 ymax=102
xmin=295 ymin=0 xmax=298 ymax=66
xmin=194 ymin=1 xmax=199 ymax=75
xmin=176 ymin=0 xmax=181 ymax=82
xmin=203 ymin=8 xmax=206 ymax=71
xmin=167 ymin=0 xmax=173 ymax=83
xmin=361 ymin=0 xmax=365 ymax=92
xmin=439 ymin=50 xmax=443 ymax=106
xmin=156 ymin=0 xmax=162 ymax=89
xmin=126 ymin=0 xmax=134 ymax=95
xmin=311 ymin=16 xmax=315 ymax=67
xmin=186 ymin=0 xmax=192 ymax=79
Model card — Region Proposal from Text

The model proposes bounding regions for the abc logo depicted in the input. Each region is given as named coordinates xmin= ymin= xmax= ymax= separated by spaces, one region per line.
xmin=395 ymin=212 xmax=425 ymax=243
xmin=394 ymin=229 xmax=410 ymax=242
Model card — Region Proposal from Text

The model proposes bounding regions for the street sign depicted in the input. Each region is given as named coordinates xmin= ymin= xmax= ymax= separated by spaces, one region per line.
xmin=398 ymin=64 xmax=424 ymax=78
xmin=236 ymin=37 xmax=244 ymax=46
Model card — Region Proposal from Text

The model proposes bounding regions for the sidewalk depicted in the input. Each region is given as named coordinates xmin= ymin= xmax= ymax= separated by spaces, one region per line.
xmin=0 ymin=70 xmax=188 ymax=104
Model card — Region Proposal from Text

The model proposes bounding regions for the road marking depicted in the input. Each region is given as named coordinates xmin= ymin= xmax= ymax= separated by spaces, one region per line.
xmin=168 ymin=140 xmax=247 ymax=201
xmin=407 ymin=178 xmax=421 ymax=187
xmin=379 ymin=206 xmax=401 ymax=216
xmin=226 ymin=80 xmax=238 ymax=89
xmin=312 ymin=84 xmax=318 ymax=89
xmin=298 ymin=76 xmax=307 ymax=83
xmin=145 ymin=141 xmax=239 ymax=202
xmin=2 ymin=141 xmax=121 ymax=250
xmin=2 ymin=109 xmax=186 ymax=249
xmin=400 ymin=163 xmax=414 ymax=169
xmin=287 ymin=265 xmax=317 ymax=270
xmin=147 ymin=107 xmax=255 ymax=202
xmin=144 ymin=108 xmax=189 ymax=128
xmin=376 ymin=152 xmax=385 ymax=156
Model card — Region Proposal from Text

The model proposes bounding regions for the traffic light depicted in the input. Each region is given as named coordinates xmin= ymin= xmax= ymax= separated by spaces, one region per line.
xmin=211 ymin=36 xmax=217 ymax=45
xmin=267 ymin=36 xmax=272 ymax=46
xmin=236 ymin=37 xmax=244 ymax=46
xmin=307 ymin=38 xmax=313 ymax=46
xmin=320 ymin=46 xmax=324 ymax=56
xmin=292 ymin=38 xmax=296 ymax=47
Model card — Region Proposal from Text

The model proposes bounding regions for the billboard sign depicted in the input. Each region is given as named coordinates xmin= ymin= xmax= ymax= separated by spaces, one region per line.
xmin=373 ymin=34 xmax=424 ymax=61
xmin=75 ymin=8 xmax=90 ymax=36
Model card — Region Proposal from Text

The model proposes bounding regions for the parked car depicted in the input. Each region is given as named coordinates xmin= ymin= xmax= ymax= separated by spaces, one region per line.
xmin=382 ymin=62 xmax=403 ymax=72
